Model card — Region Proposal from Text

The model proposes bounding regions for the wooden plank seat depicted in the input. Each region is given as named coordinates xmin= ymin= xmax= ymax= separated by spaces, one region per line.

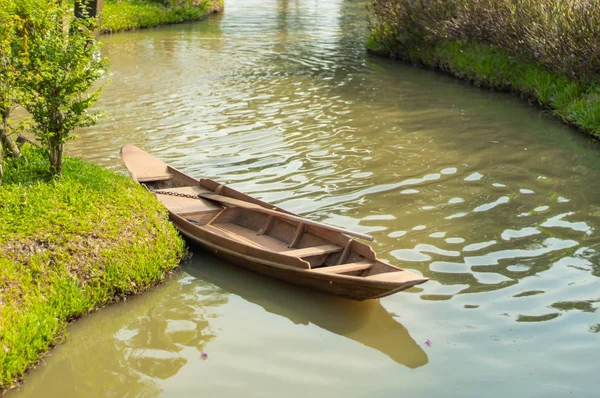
xmin=281 ymin=244 xmax=342 ymax=258
xmin=122 ymin=145 xmax=173 ymax=183
xmin=137 ymin=173 xmax=172 ymax=182
xmin=310 ymin=261 xmax=374 ymax=274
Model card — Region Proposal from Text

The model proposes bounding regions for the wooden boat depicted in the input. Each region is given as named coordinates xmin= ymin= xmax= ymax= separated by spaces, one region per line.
xmin=120 ymin=145 xmax=428 ymax=301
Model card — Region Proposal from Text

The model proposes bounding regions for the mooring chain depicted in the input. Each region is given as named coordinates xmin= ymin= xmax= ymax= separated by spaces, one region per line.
xmin=152 ymin=189 xmax=203 ymax=200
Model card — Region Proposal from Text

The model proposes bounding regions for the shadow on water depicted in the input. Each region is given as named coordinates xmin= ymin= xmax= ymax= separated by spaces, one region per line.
xmin=184 ymin=246 xmax=428 ymax=369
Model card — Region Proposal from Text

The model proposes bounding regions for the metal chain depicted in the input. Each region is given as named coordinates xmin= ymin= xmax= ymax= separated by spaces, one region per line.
xmin=152 ymin=190 xmax=203 ymax=200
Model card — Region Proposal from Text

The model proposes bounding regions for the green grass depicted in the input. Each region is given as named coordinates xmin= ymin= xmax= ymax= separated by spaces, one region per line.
xmin=367 ymin=0 xmax=600 ymax=138
xmin=102 ymin=0 xmax=223 ymax=33
xmin=367 ymin=38 xmax=600 ymax=138
xmin=0 ymin=146 xmax=185 ymax=389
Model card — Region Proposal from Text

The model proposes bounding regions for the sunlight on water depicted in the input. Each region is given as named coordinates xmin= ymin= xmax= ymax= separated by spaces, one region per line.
xmin=13 ymin=0 xmax=600 ymax=397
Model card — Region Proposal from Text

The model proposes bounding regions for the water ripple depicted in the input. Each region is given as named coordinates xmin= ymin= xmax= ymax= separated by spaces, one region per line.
xmin=51 ymin=0 xmax=600 ymax=395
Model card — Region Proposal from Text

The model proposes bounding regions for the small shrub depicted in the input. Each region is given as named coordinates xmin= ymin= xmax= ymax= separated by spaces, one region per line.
xmin=21 ymin=1 xmax=108 ymax=178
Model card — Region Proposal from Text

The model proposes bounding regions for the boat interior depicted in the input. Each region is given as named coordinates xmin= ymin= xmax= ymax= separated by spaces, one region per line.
xmin=144 ymin=178 xmax=415 ymax=282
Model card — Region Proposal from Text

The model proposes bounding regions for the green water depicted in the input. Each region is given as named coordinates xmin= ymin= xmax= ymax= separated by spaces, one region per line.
xmin=13 ymin=0 xmax=600 ymax=396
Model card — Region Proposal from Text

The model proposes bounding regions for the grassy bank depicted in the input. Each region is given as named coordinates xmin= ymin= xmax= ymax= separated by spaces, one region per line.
xmin=102 ymin=0 xmax=223 ymax=33
xmin=367 ymin=0 xmax=600 ymax=138
xmin=0 ymin=146 xmax=185 ymax=389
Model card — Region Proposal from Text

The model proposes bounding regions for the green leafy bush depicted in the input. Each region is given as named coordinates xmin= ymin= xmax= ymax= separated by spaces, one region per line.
xmin=0 ymin=0 xmax=108 ymax=180
xmin=20 ymin=1 xmax=108 ymax=178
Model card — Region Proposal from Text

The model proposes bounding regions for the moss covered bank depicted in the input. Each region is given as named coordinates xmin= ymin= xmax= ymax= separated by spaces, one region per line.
xmin=0 ymin=147 xmax=185 ymax=390
xmin=102 ymin=0 xmax=224 ymax=33
xmin=367 ymin=0 xmax=600 ymax=139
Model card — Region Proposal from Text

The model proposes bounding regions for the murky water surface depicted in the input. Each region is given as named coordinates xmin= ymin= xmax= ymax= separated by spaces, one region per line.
xmin=13 ymin=0 xmax=600 ymax=396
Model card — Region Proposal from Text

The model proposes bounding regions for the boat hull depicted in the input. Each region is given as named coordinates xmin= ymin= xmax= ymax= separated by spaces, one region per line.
xmin=172 ymin=215 xmax=417 ymax=301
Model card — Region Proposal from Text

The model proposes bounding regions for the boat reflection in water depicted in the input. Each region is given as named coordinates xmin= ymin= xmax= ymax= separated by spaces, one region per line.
xmin=187 ymin=248 xmax=428 ymax=369
xmin=14 ymin=246 xmax=427 ymax=398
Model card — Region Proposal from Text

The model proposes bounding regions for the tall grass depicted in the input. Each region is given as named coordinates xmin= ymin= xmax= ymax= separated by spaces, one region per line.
xmin=369 ymin=0 xmax=600 ymax=82
xmin=368 ymin=0 xmax=600 ymax=137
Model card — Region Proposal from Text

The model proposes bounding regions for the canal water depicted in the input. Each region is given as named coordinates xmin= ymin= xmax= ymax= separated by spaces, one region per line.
xmin=14 ymin=0 xmax=600 ymax=396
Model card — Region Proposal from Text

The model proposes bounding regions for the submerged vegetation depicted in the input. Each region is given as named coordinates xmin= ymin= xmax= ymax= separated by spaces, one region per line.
xmin=368 ymin=0 xmax=600 ymax=137
xmin=0 ymin=146 xmax=186 ymax=389
xmin=102 ymin=0 xmax=223 ymax=33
